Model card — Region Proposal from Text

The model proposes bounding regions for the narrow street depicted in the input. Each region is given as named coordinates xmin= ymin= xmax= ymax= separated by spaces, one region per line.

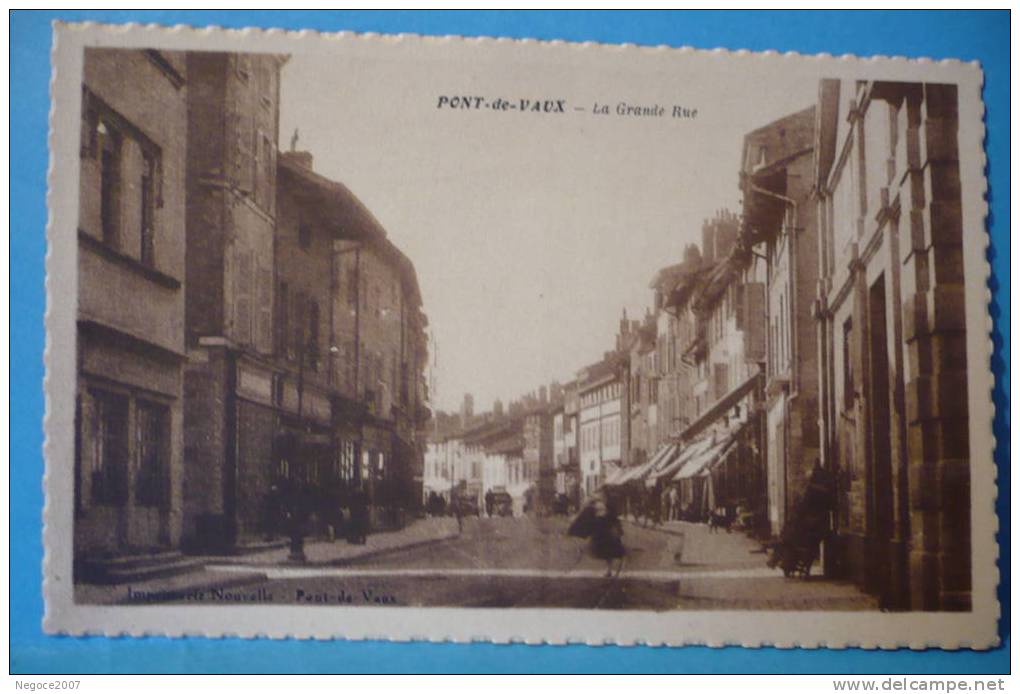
xmin=206 ymin=517 xmax=876 ymax=610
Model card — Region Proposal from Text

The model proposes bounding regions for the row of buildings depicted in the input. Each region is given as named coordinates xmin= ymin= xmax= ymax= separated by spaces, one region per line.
xmin=75 ymin=48 xmax=431 ymax=568
xmin=426 ymin=78 xmax=971 ymax=611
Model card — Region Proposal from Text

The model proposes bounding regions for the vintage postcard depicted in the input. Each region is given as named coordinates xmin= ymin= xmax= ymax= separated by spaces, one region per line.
xmin=44 ymin=21 xmax=998 ymax=647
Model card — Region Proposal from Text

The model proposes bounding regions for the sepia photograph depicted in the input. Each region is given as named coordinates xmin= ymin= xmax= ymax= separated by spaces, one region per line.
xmin=42 ymin=21 xmax=997 ymax=647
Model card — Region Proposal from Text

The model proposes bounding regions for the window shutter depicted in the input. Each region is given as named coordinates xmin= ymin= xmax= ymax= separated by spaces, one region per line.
xmin=257 ymin=262 xmax=272 ymax=354
xmin=234 ymin=248 xmax=253 ymax=345
xmin=742 ymin=282 xmax=766 ymax=362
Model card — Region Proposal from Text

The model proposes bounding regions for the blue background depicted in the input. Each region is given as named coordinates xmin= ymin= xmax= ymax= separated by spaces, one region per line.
xmin=10 ymin=10 xmax=1010 ymax=674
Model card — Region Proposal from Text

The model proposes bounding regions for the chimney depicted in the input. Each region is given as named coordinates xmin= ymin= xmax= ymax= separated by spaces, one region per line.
xmin=282 ymin=150 xmax=314 ymax=171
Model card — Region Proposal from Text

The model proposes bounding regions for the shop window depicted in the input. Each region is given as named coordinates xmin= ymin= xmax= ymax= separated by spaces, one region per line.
xmin=135 ymin=401 xmax=168 ymax=507
xmin=89 ymin=390 xmax=129 ymax=506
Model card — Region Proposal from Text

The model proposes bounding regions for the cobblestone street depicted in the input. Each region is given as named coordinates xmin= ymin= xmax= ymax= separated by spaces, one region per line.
xmin=193 ymin=516 xmax=876 ymax=610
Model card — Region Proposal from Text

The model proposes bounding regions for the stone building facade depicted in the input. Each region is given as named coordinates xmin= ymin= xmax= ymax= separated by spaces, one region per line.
xmin=523 ymin=407 xmax=555 ymax=511
xmin=75 ymin=48 xmax=188 ymax=564
xmin=626 ymin=311 xmax=659 ymax=467
xmin=675 ymin=212 xmax=766 ymax=522
xmin=814 ymin=80 xmax=971 ymax=611
xmin=577 ymin=355 xmax=625 ymax=498
xmin=553 ymin=382 xmax=580 ymax=508
xmin=180 ymin=51 xmax=285 ymax=550
xmin=330 ymin=206 xmax=430 ymax=526
xmin=740 ymin=106 xmax=821 ymax=536
xmin=649 ymin=243 xmax=704 ymax=446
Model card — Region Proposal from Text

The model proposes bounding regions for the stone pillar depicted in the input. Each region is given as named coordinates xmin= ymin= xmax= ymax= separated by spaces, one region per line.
xmin=899 ymin=84 xmax=971 ymax=611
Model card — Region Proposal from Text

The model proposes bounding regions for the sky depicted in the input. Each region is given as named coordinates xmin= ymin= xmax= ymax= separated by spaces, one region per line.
xmin=279 ymin=41 xmax=818 ymax=413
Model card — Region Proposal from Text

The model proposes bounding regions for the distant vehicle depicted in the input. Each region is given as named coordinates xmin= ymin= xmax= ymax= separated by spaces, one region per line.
xmin=451 ymin=491 xmax=481 ymax=517
xmin=490 ymin=490 xmax=513 ymax=517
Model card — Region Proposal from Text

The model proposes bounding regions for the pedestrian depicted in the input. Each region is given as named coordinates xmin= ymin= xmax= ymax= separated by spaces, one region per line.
xmin=589 ymin=495 xmax=626 ymax=577
xmin=668 ymin=486 xmax=680 ymax=521
xmin=485 ymin=489 xmax=495 ymax=518
xmin=262 ymin=482 xmax=283 ymax=541
xmin=347 ymin=484 xmax=369 ymax=545
xmin=452 ymin=493 xmax=464 ymax=534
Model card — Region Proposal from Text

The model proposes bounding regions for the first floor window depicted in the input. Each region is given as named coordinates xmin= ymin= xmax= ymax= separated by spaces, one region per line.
xmin=134 ymin=400 xmax=169 ymax=507
xmin=89 ymin=389 xmax=129 ymax=506
xmin=335 ymin=440 xmax=356 ymax=483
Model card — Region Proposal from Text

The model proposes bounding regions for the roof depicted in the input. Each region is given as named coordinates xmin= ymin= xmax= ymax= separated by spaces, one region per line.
xmin=485 ymin=433 xmax=526 ymax=456
xmin=576 ymin=353 xmax=623 ymax=391
xmin=691 ymin=259 xmax=739 ymax=312
xmin=648 ymin=262 xmax=687 ymax=290
xmin=279 ymin=155 xmax=423 ymax=308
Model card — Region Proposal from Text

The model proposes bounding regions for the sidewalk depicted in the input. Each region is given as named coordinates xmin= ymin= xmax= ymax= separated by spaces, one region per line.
xmin=74 ymin=517 xmax=461 ymax=605
xmin=626 ymin=518 xmax=877 ymax=610
xmin=210 ymin=516 xmax=461 ymax=568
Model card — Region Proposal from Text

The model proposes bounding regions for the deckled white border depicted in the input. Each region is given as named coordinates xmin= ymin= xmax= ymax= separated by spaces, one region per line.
xmin=43 ymin=20 xmax=998 ymax=648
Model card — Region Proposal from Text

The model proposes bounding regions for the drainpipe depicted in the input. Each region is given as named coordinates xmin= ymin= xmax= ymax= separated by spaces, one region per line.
xmin=747 ymin=182 xmax=800 ymax=535
xmin=748 ymin=183 xmax=799 ymax=394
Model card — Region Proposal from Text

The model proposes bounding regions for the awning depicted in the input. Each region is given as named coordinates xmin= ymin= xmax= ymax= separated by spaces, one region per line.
xmin=673 ymin=422 xmax=748 ymax=481
xmin=603 ymin=443 xmax=679 ymax=487
xmin=603 ymin=465 xmax=631 ymax=487
xmin=674 ymin=437 xmax=734 ymax=480
xmin=651 ymin=436 xmax=715 ymax=482
xmin=680 ymin=372 xmax=761 ymax=442
xmin=599 ymin=463 xmax=624 ymax=485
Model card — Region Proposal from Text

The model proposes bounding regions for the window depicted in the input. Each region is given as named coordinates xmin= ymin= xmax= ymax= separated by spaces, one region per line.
xmin=298 ymin=224 xmax=312 ymax=250
xmin=346 ymin=340 xmax=357 ymax=390
xmin=277 ymin=282 xmax=289 ymax=357
xmin=98 ymin=119 xmax=122 ymax=247
xmin=135 ymin=401 xmax=168 ymax=507
xmin=273 ymin=374 xmax=285 ymax=406
xmin=140 ymin=153 xmax=156 ymax=267
xmin=84 ymin=92 xmax=164 ymax=261
xmin=335 ymin=440 xmax=356 ymax=483
xmin=293 ymin=290 xmax=306 ymax=363
xmin=307 ymin=299 xmax=320 ymax=371
xmin=347 ymin=263 xmax=358 ymax=309
xmin=88 ymin=390 xmax=128 ymax=506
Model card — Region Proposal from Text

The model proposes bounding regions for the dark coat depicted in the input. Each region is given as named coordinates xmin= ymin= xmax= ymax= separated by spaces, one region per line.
xmin=589 ymin=514 xmax=626 ymax=560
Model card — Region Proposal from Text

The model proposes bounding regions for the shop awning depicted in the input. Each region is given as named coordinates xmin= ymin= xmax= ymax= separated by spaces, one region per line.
xmin=639 ymin=443 xmax=680 ymax=480
xmin=673 ymin=437 xmax=735 ymax=480
xmin=605 ymin=444 xmax=674 ymax=486
xmin=651 ymin=436 xmax=715 ymax=482
xmin=680 ymin=372 xmax=761 ymax=442
xmin=603 ymin=465 xmax=630 ymax=487
xmin=673 ymin=422 xmax=748 ymax=481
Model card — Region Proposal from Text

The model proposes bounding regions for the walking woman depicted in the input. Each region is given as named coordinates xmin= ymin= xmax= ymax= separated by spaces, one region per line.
xmin=570 ymin=493 xmax=626 ymax=577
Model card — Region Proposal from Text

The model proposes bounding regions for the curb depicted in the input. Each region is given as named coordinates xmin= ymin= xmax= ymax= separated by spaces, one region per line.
xmin=326 ymin=532 xmax=461 ymax=567
xmin=623 ymin=518 xmax=687 ymax=538
xmin=210 ymin=531 xmax=461 ymax=569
